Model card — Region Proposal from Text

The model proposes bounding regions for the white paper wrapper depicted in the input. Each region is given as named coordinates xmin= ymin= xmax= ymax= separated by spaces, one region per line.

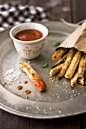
xmin=57 ymin=19 xmax=86 ymax=53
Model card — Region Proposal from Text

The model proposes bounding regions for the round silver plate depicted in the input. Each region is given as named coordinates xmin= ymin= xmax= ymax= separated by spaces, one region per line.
xmin=0 ymin=21 xmax=86 ymax=119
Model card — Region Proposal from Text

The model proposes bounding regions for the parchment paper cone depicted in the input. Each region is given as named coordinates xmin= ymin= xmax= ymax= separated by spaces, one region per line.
xmin=56 ymin=19 xmax=86 ymax=53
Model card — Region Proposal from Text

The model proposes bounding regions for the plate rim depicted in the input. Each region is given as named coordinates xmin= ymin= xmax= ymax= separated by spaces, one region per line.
xmin=0 ymin=21 xmax=84 ymax=119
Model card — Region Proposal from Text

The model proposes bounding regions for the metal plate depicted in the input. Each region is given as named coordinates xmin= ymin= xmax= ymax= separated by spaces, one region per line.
xmin=0 ymin=21 xmax=86 ymax=119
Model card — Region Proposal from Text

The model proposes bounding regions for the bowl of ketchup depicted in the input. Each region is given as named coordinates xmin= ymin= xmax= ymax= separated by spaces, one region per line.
xmin=10 ymin=22 xmax=48 ymax=59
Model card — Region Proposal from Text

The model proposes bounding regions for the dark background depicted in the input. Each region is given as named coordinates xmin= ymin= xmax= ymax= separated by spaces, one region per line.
xmin=1 ymin=0 xmax=86 ymax=23
xmin=0 ymin=0 xmax=86 ymax=129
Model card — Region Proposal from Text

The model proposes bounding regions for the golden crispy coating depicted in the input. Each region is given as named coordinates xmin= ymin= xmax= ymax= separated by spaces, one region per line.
xmin=49 ymin=63 xmax=64 ymax=76
xmin=59 ymin=48 xmax=76 ymax=78
xmin=52 ymin=48 xmax=67 ymax=60
xmin=78 ymin=78 xmax=84 ymax=85
xmin=19 ymin=62 xmax=47 ymax=91
xmin=71 ymin=71 xmax=78 ymax=87
xmin=78 ymin=53 xmax=86 ymax=78
xmin=51 ymin=54 xmax=67 ymax=69
xmin=65 ymin=51 xmax=82 ymax=79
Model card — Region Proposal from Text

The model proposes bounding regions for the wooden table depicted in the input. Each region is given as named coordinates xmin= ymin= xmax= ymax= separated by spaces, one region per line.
xmin=0 ymin=0 xmax=86 ymax=128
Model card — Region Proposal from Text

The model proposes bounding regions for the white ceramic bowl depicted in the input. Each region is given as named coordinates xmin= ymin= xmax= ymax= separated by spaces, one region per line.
xmin=10 ymin=22 xmax=48 ymax=59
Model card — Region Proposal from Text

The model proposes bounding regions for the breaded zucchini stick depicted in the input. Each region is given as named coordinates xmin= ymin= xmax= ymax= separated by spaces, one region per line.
xmin=78 ymin=78 xmax=84 ymax=85
xmin=19 ymin=62 xmax=47 ymax=91
xmin=49 ymin=63 xmax=64 ymax=76
xmin=65 ymin=51 xmax=82 ymax=79
xmin=51 ymin=54 xmax=67 ymax=69
xmin=59 ymin=48 xmax=76 ymax=78
xmin=78 ymin=53 xmax=86 ymax=78
xmin=52 ymin=48 xmax=67 ymax=60
xmin=71 ymin=71 xmax=78 ymax=87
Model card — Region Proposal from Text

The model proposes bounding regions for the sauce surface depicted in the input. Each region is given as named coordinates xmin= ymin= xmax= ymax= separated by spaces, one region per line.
xmin=33 ymin=78 xmax=47 ymax=91
xmin=15 ymin=29 xmax=43 ymax=41
xmin=25 ymin=90 xmax=31 ymax=95
xmin=17 ymin=86 xmax=23 ymax=90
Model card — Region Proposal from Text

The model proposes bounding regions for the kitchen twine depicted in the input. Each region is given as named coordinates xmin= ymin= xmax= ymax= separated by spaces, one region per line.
xmin=0 ymin=3 xmax=49 ymax=32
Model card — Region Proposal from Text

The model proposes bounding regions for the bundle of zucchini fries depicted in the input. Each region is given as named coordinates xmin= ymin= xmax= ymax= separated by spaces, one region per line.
xmin=49 ymin=47 xmax=86 ymax=87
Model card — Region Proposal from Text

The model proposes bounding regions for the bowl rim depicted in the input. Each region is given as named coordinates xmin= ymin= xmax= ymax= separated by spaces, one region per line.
xmin=9 ymin=22 xmax=48 ymax=44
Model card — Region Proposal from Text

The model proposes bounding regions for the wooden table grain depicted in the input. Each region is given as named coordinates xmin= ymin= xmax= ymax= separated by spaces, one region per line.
xmin=0 ymin=109 xmax=82 ymax=129
xmin=0 ymin=0 xmax=86 ymax=129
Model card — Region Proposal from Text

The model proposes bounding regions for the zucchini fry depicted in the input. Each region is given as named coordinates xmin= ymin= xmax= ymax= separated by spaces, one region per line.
xmin=65 ymin=51 xmax=82 ymax=79
xmin=52 ymin=48 xmax=67 ymax=60
xmin=59 ymin=48 xmax=76 ymax=78
xmin=78 ymin=78 xmax=84 ymax=85
xmin=51 ymin=54 xmax=67 ymax=69
xmin=78 ymin=53 xmax=86 ymax=78
xmin=19 ymin=62 xmax=47 ymax=91
xmin=49 ymin=63 xmax=64 ymax=76
xmin=71 ymin=71 xmax=78 ymax=87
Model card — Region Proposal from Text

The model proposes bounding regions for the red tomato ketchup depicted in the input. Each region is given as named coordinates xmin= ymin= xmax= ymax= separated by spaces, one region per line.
xmin=33 ymin=78 xmax=47 ymax=91
xmin=15 ymin=29 xmax=43 ymax=41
